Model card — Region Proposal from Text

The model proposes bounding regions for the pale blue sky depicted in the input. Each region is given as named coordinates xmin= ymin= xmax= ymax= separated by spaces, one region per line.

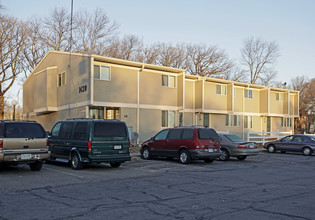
xmin=2 ymin=0 xmax=315 ymax=102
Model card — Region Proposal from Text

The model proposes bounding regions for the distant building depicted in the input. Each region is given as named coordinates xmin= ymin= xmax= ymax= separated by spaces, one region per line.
xmin=23 ymin=51 xmax=299 ymax=142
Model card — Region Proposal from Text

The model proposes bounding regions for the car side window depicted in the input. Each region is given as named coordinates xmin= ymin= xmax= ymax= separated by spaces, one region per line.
xmin=73 ymin=122 xmax=88 ymax=140
xmin=59 ymin=122 xmax=74 ymax=139
xmin=182 ymin=129 xmax=194 ymax=139
xmin=282 ymin=136 xmax=294 ymax=142
xmin=154 ymin=130 xmax=169 ymax=140
xmin=167 ymin=129 xmax=182 ymax=140
xmin=51 ymin=122 xmax=62 ymax=137
xmin=198 ymin=128 xmax=219 ymax=140
xmin=293 ymin=136 xmax=304 ymax=142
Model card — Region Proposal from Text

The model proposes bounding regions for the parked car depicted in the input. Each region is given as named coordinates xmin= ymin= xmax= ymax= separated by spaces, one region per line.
xmin=0 ymin=121 xmax=50 ymax=171
xmin=217 ymin=133 xmax=259 ymax=161
xmin=140 ymin=126 xmax=221 ymax=164
xmin=48 ymin=119 xmax=131 ymax=169
xmin=263 ymin=134 xmax=315 ymax=156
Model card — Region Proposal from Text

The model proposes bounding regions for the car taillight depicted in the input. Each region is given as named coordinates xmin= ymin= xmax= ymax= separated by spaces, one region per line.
xmin=46 ymin=139 xmax=49 ymax=147
xmin=195 ymin=140 xmax=200 ymax=149
xmin=88 ymin=141 xmax=92 ymax=152
xmin=0 ymin=140 xmax=3 ymax=151
xmin=238 ymin=145 xmax=247 ymax=149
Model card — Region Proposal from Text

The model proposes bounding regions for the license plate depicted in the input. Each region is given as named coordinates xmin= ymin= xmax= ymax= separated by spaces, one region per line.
xmin=250 ymin=145 xmax=255 ymax=149
xmin=21 ymin=154 xmax=32 ymax=160
xmin=114 ymin=145 xmax=122 ymax=150
xmin=208 ymin=148 xmax=213 ymax=152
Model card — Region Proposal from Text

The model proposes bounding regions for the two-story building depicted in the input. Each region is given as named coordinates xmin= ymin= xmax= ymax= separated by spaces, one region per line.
xmin=23 ymin=51 xmax=299 ymax=142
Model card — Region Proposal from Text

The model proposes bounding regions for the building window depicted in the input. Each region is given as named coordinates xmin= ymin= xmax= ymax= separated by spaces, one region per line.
xmin=94 ymin=65 xmax=110 ymax=80
xmin=57 ymin=72 xmax=66 ymax=87
xmin=204 ymin=113 xmax=209 ymax=127
xmin=225 ymin=115 xmax=241 ymax=127
xmin=244 ymin=89 xmax=253 ymax=99
xmin=162 ymin=110 xmax=175 ymax=127
xmin=216 ymin=85 xmax=227 ymax=95
xmin=106 ymin=107 xmax=120 ymax=120
xmin=282 ymin=117 xmax=292 ymax=127
xmin=244 ymin=116 xmax=253 ymax=128
xmin=276 ymin=93 xmax=283 ymax=101
xmin=162 ymin=75 xmax=175 ymax=88
xmin=89 ymin=106 xmax=104 ymax=119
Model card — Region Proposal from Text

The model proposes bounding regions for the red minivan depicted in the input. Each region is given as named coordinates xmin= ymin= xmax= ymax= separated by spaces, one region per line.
xmin=140 ymin=127 xmax=221 ymax=164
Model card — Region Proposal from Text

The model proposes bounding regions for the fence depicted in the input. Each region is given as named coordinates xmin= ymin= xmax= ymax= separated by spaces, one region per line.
xmin=247 ymin=130 xmax=293 ymax=145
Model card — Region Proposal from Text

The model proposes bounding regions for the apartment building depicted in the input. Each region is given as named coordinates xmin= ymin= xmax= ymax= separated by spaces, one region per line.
xmin=23 ymin=51 xmax=299 ymax=142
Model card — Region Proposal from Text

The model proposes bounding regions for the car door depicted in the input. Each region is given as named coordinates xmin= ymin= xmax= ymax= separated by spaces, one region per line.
xmin=291 ymin=136 xmax=305 ymax=152
xmin=276 ymin=135 xmax=294 ymax=151
xmin=148 ymin=129 xmax=169 ymax=156
xmin=50 ymin=122 xmax=74 ymax=159
xmin=165 ymin=129 xmax=183 ymax=157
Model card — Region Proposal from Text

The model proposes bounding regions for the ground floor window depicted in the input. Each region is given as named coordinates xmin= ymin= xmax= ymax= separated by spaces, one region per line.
xmin=225 ymin=114 xmax=241 ymax=127
xmin=282 ymin=117 xmax=292 ymax=127
xmin=162 ymin=110 xmax=175 ymax=127
xmin=204 ymin=113 xmax=209 ymax=127
xmin=244 ymin=116 xmax=253 ymax=128
xmin=89 ymin=106 xmax=120 ymax=120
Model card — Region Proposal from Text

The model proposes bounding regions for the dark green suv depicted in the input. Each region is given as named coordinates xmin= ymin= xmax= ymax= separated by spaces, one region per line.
xmin=48 ymin=119 xmax=131 ymax=169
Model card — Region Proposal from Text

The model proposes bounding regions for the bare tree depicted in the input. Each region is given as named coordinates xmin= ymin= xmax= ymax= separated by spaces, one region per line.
xmin=74 ymin=8 xmax=118 ymax=55
xmin=186 ymin=43 xmax=233 ymax=77
xmin=105 ymin=34 xmax=143 ymax=61
xmin=215 ymin=66 xmax=247 ymax=82
xmin=241 ymin=37 xmax=280 ymax=84
xmin=40 ymin=7 xmax=72 ymax=51
xmin=0 ymin=16 xmax=27 ymax=119
xmin=137 ymin=44 xmax=160 ymax=64
xmin=156 ymin=43 xmax=187 ymax=69
xmin=291 ymin=76 xmax=315 ymax=133
xmin=22 ymin=18 xmax=48 ymax=79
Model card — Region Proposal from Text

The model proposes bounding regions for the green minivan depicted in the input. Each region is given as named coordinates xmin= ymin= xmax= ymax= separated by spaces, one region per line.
xmin=48 ymin=119 xmax=131 ymax=169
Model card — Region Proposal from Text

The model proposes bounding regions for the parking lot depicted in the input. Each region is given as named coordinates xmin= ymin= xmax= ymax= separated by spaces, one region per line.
xmin=1 ymin=151 xmax=315 ymax=220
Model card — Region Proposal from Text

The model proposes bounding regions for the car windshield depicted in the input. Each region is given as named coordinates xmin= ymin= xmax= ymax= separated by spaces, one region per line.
xmin=224 ymin=134 xmax=245 ymax=142
xmin=5 ymin=123 xmax=45 ymax=138
xmin=309 ymin=136 xmax=315 ymax=142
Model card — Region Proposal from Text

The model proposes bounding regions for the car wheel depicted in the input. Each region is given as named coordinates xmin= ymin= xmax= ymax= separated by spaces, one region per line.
xmin=204 ymin=159 xmax=214 ymax=163
xmin=29 ymin=161 xmax=43 ymax=171
xmin=302 ymin=147 xmax=312 ymax=156
xmin=219 ymin=149 xmax=230 ymax=161
xmin=110 ymin=162 xmax=121 ymax=168
xmin=267 ymin=145 xmax=276 ymax=153
xmin=141 ymin=147 xmax=151 ymax=160
xmin=179 ymin=149 xmax=191 ymax=164
xmin=237 ymin=156 xmax=247 ymax=160
xmin=71 ymin=153 xmax=83 ymax=170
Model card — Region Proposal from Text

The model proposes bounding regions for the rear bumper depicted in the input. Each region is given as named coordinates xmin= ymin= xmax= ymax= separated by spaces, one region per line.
xmin=0 ymin=151 xmax=50 ymax=164
xmin=229 ymin=148 xmax=260 ymax=156
xmin=189 ymin=149 xmax=222 ymax=160
xmin=89 ymin=155 xmax=131 ymax=163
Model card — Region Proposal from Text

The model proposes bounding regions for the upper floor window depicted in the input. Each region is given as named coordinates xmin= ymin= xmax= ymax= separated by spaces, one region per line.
xmin=216 ymin=84 xmax=227 ymax=95
xmin=244 ymin=89 xmax=253 ymax=99
xmin=244 ymin=116 xmax=253 ymax=128
xmin=162 ymin=75 xmax=175 ymax=88
xmin=225 ymin=115 xmax=241 ymax=127
xmin=57 ymin=72 xmax=66 ymax=87
xmin=276 ymin=92 xmax=283 ymax=101
xmin=94 ymin=65 xmax=110 ymax=80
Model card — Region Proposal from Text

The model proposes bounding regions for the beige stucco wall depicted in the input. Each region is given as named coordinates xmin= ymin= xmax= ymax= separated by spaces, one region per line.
xmin=195 ymin=80 xmax=202 ymax=109
xmin=260 ymin=89 xmax=268 ymax=114
xmin=139 ymin=109 xmax=163 ymax=142
xmin=244 ymin=90 xmax=260 ymax=113
xmin=204 ymin=82 xmax=227 ymax=111
xmin=183 ymin=112 xmax=194 ymax=126
xmin=269 ymin=91 xmax=283 ymax=114
xmin=140 ymin=71 xmax=178 ymax=106
xmin=177 ymin=75 xmax=183 ymax=107
xmin=234 ymin=87 xmax=243 ymax=113
xmin=120 ymin=108 xmax=137 ymax=132
xmin=185 ymin=81 xmax=194 ymax=109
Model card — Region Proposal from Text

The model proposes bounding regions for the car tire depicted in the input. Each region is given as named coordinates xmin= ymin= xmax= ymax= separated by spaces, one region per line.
xmin=204 ymin=159 xmax=214 ymax=163
xmin=267 ymin=145 xmax=276 ymax=153
xmin=302 ymin=147 xmax=312 ymax=156
xmin=219 ymin=148 xmax=230 ymax=161
xmin=110 ymin=162 xmax=121 ymax=168
xmin=179 ymin=149 xmax=191 ymax=164
xmin=141 ymin=147 xmax=151 ymax=160
xmin=71 ymin=153 xmax=83 ymax=170
xmin=237 ymin=156 xmax=247 ymax=160
xmin=29 ymin=161 xmax=43 ymax=171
